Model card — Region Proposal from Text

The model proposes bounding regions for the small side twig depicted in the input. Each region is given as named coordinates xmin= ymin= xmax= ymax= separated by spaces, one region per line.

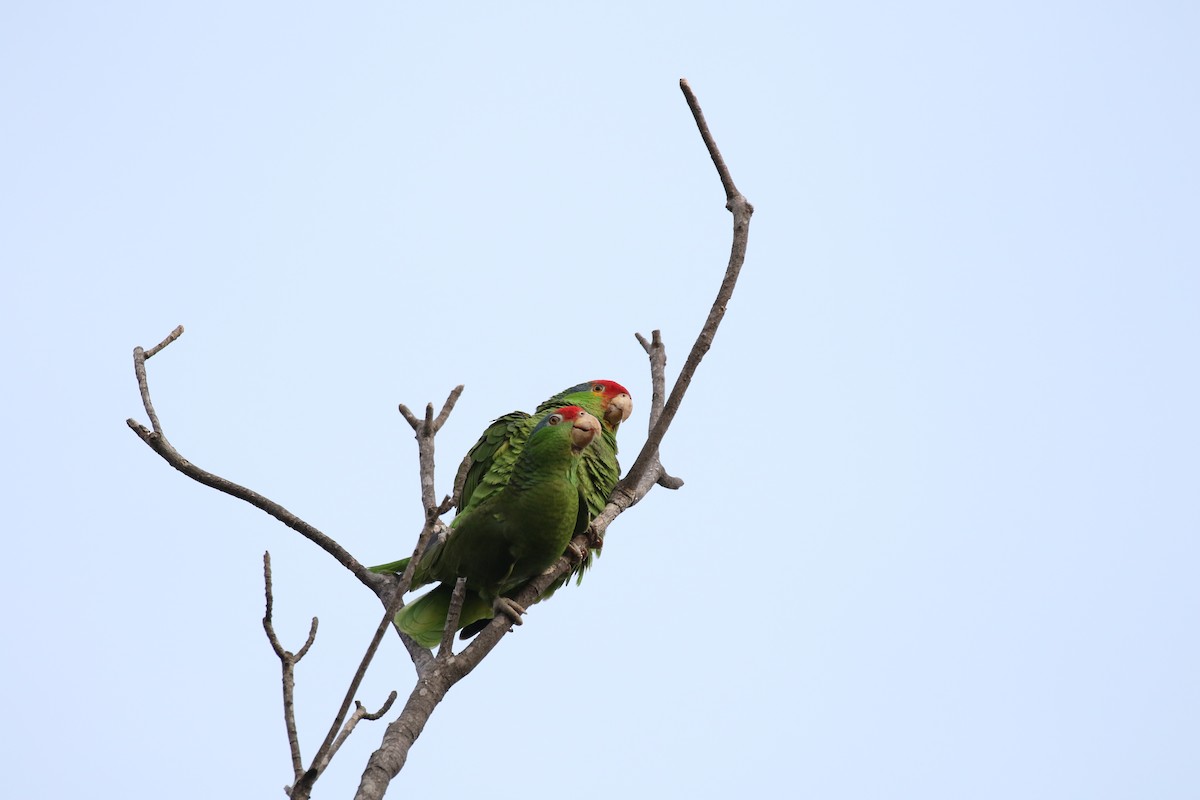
xmin=399 ymin=384 xmax=463 ymax=516
xmin=437 ymin=578 xmax=468 ymax=658
xmin=290 ymin=581 xmax=414 ymax=800
xmin=392 ymin=385 xmax=464 ymax=661
xmin=263 ymin=551 xmax=318 ymax=784
xmin=634 ymin=330 xmax=684 ymax=490
xmin=134 ymin=324 xmax=183 ymax=436
xmin=315 ymin=694 xmax=398 ymax=777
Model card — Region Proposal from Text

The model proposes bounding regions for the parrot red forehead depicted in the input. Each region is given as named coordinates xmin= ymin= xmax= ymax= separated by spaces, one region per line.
xmin=552 ymin=405 xmax=586 ymax=419
xmin=589 ymin=380 xmax=630 ymax=398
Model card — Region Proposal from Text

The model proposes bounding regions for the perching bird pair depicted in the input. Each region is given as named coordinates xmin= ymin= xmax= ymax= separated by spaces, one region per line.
xmin=371 ymin=380 xmax=632 ymax=648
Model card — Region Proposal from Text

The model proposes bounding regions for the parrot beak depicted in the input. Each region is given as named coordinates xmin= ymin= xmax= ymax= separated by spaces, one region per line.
xmin=605 ymin=393 xmax=633 ymax=427
xmin=571 ymin=412 xmax=601 ymax=451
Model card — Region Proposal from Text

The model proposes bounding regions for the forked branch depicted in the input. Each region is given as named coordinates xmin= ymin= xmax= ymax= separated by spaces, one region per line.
xmin=263 ymin=551 xmax=395 ymax=799
xmin=126 ymin=333 xmax=388 ymax=597
xmin=263 ymin=551 xmax=317 ymax=783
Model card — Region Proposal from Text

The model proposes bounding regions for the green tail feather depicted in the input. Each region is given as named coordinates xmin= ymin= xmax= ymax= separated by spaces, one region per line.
xmin=368 ymin=557 xmax=411 ymax=575
xmin=394 ymin=583 xmax=493 ymax=649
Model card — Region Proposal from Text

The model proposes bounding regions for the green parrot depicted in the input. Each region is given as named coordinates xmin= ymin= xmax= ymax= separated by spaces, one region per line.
xmin=392 ymin=406 xmax=601 ymax=648
xmin=372 ymin=379 xmax=633 ymax=589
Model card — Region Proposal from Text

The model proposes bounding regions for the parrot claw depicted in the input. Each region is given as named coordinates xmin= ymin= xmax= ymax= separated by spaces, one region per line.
xmin=586 ymin=526 xmax=604 ymax=552
xmin=567 ymin=540 xmax=587 ymax=562
xmin=493 ymin=597 xmax=526 ymax=626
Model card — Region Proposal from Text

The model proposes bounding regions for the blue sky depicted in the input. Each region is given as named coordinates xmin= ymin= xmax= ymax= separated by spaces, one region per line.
xmin=3 ymin=2 xmax=1198 ymax=797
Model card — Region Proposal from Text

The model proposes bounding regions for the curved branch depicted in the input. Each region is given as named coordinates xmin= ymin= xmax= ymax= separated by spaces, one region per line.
xmin=126 ymin=331 xmax=389 ymax=597
xmin=633 ymin=330 xmax=684 ymax=490
xmin=621 ymin=78 xmax=752 ymax=494
xmin=263 ymin=551 xmax=311 ymax=783
xmin=135 ymin=325 xmax=183 ymax=435
xmin=437 ymin=578 xmax=469 ymax=658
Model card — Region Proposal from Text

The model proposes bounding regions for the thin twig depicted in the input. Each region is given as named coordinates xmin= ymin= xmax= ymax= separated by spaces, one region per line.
xmin=262 ymin=552 xmax=316 ymax=784
xmin=132 ymin=324 xmax=182 ymax=435
xmin=291 ymin=385 xmax=461 ymax=799
xmin=144 ymin=324 xmax=184 ymax=359
xmin=127 ymin=332 xmax=388 ymax=596
xmin=634 ymin=330 xmax=668 ymax=429
xmin=679 ymin=78 xmax=740 ymax=202
xmin=437 ymin=578 xmax=468 ymax=658
xmin=294 ymin=618 xmax=319 ymax=661
xmin=634 ymin=330 xmax=684 ymax=489
xmin=316 ymin=693 xmax=398 ymax=776
xmin=432 ymin=386 xmax=464 ymax=432
xmin=392 ymin=385 xmax=464 ymax=661
xmin=400 ymin=385 xmax=463 ymax=518
xmin=451 ymin=453 xmax=472 ymax=510
xmin=291 ymin=593 xmax=412 ymax=799
xmin=619 ymin=78 xmax=753 ymax=494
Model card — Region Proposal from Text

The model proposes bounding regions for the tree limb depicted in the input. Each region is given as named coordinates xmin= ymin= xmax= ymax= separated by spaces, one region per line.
xmin=634 ymin=329 xmax=684 ymax=490
xmin=126 ymin=333 xmax=389 ymax=598
xmin=316 ymin=695 xmax=398 ymax=776
xmin=262 ymin=551 xmax=316 ymax=784
xmin=291 ymin=387 xmax=463 ymax=798
xmin=128 ymin=331 xmax=461 ymax=795
xmin=437 ymin=578 xmax=469 ymax=658
xmin=619 ymin=78 xmax=754 ymax=495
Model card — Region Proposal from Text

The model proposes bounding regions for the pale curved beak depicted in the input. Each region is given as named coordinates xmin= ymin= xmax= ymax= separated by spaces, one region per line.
xmin=571 ymin=412 xmax=602 ymax=449
xmin=605 ymin=393 xmax=633 ymax=427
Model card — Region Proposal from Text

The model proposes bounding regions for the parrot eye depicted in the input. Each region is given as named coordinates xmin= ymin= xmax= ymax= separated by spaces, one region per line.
xmin=547 ymin=414 xmax=562 ymax=426
xmin=592 ymin=384 xmax=604 ymax=393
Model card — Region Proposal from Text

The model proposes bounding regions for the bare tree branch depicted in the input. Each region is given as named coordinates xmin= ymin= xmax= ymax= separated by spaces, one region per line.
xmin=679 ymin=78 xmax=743 ymax=201
xmin=634 ymin=330 xmax=684 ymax=490
xmin=290 ymin=596 xmax=408 ymax=798
xmin=391 ymin=387 xmax=465 ymax=666
xmin=291 ymin=385 xmax=464 ymax=799
xmin=619 ymin=78 xmax=754 ymax=495
xmin=263 ymin=551 xmax=318 ymax=784
xmin=312 ymin=695 xmax=398 ymax=782
xmin=399 ymin=385 xmax=462 ymax=516
xmin=128 ymin=331 xmax=467 ymax=795
xmin=437 ymin=578 xmax=468 ymax=658
xmin=126 ymin=333 xmax=390 ymax=597
xmin=133 ymin=325 xmax=182 ymax=435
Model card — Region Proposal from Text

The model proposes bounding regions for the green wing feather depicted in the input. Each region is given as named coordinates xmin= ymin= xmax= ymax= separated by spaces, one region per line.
xmin=392 ymin=407 xmax=591 ymax=646
xmin=457 ymin=410 xmax=534 ymax=514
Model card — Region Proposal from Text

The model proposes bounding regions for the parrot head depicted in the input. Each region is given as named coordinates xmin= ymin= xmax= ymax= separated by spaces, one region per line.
xmin=572 ymin=380 xmax=633 ymax=430
xmin=537 ymin=405 xmax=602 ymax=453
